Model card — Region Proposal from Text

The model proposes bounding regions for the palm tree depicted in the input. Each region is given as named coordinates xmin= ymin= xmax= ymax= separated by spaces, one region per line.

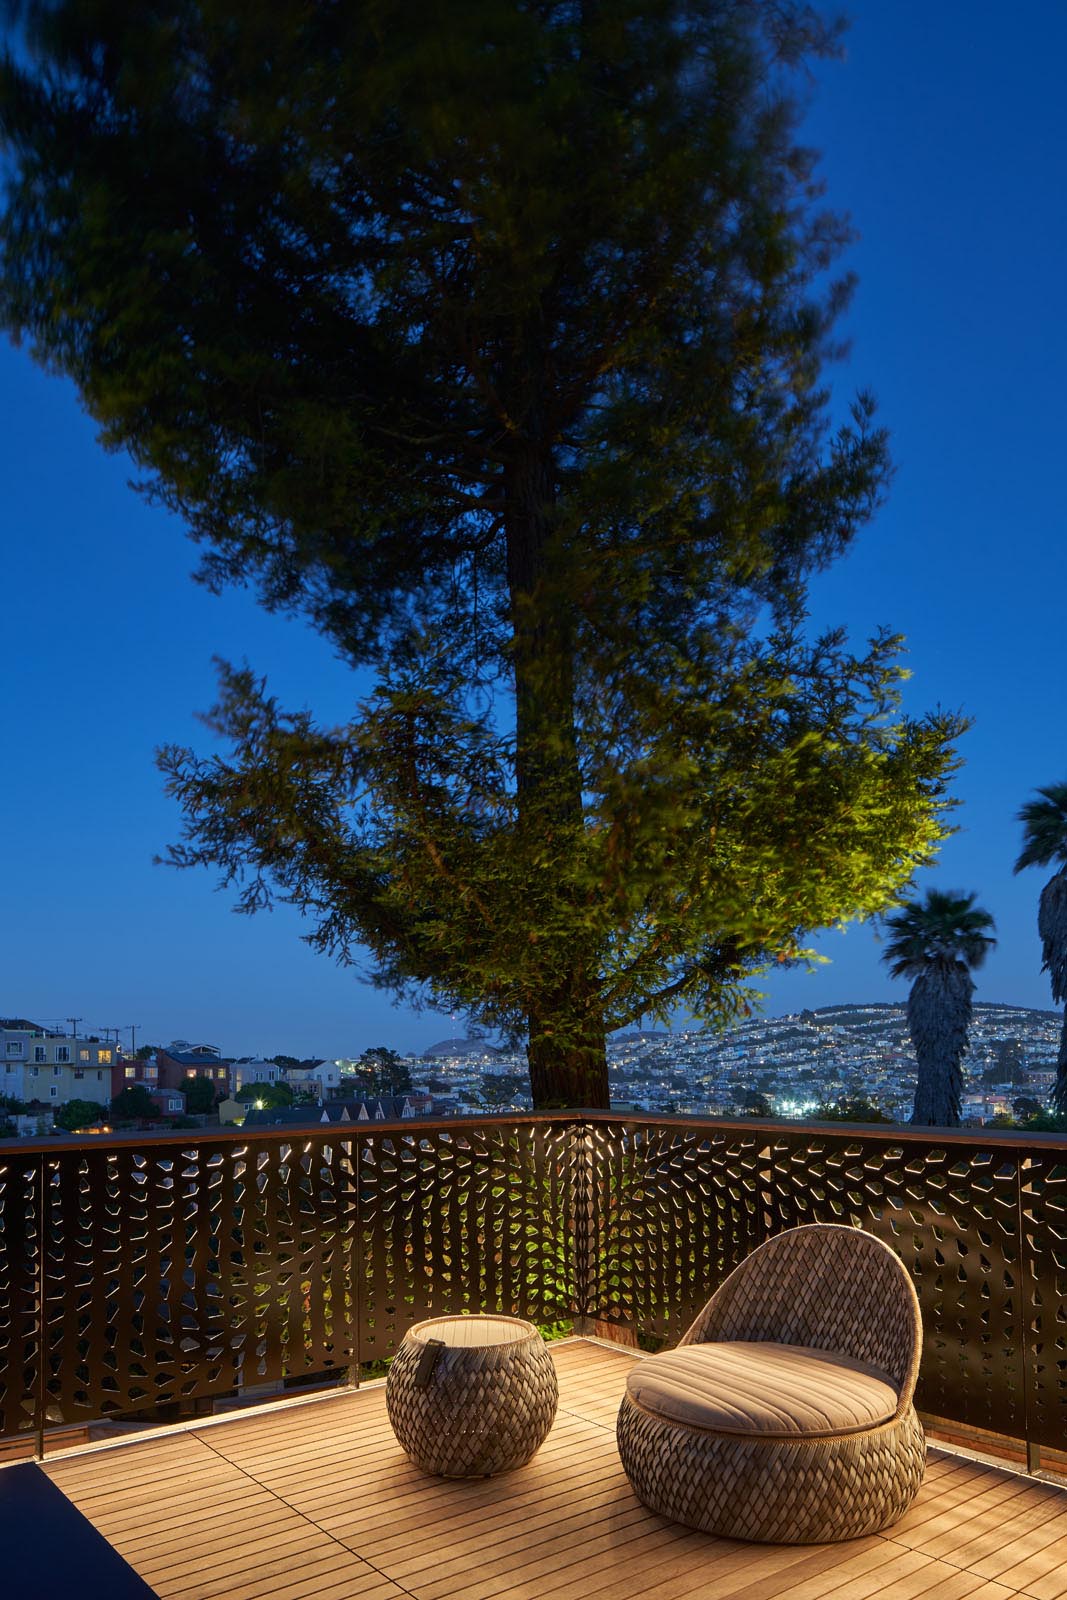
xmin=881 ymin=889 xmax=997 ymax=1126
xmin=1014 ymin=783 xmax=1067 ymax=1112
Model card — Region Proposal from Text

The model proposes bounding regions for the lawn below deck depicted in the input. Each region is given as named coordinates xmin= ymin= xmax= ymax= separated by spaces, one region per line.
xmin=29 ymin=1340 xmax=1067 ymax=1600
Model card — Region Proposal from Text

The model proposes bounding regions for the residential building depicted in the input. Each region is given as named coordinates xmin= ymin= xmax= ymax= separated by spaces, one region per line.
xmin=156 ymin=1043 xmax=232 ymax=1094
xmin=1 ymin=1019 xmax=113 ymax=1108
xmin=324 ymin=1095 xmax=419 ymax=1123
xmin=232 ymin=1058 xmax=284 ymax=1095
xmin=242 ymin=1094 xmax=421 ymax=1129
xmin=281 ymin=1058 xmax=342 ymax=1101
xmin=146 ymin=1086 xmax=186 ymax=1117
xmin=112 ymin=1052 xmax=160 ymax=1098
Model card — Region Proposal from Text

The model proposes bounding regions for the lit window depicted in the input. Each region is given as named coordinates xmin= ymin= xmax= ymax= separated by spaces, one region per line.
xmin=217 ymin=1069 xmax=226 ymax=1078
xmin=79 ymin=1049 xmax=90 ymax=1063
xmin=145 ymin=1066 xmax=157 ymax=1080
xmin=186 ymin=1068 xmax=197 ymax=1078
xmin=98 ymin=1049 xmax=112 ymax=1064
xmin=125 ymin=1067 xmax=136 ymax=1079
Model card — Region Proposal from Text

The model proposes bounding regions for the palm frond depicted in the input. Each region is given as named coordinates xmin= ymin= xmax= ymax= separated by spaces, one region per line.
xmin=1014 ymin=782 xmax=1067 ymax=873
xmin=880 ymin=888 xmax=996 ymax=980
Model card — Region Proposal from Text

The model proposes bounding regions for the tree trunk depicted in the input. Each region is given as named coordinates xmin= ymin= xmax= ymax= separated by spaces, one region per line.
xmin=907 ymin=960 xmax=972 ymax=1127
xmin=1039 ymin=871 xmax=1067 ymax=1114
xmin=1053 ymin=1010 xmax=1067 ymax=1115
xmin=505 ymin=437 xmax=609 ymax=1110
xmin=527 ymin=991 xmax=609 ymax=1110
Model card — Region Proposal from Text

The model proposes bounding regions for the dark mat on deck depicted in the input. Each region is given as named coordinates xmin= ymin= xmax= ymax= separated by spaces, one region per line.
xmin=0 ymin=1462 xmax=159 ymax=1598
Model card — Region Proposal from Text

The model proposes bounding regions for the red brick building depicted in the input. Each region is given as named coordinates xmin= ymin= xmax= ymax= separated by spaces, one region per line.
xmin=156 ymin=1046 xmax=233 ymax=1095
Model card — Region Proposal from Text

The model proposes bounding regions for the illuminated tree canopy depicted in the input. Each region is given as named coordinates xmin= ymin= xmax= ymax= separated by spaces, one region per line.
xmin=0 ymin=1 xmax=963 ymax=1106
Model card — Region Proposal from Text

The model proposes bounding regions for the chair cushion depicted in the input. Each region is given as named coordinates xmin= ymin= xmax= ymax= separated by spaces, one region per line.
xmin=625 ymin=1341 xmax=900 ymax=1439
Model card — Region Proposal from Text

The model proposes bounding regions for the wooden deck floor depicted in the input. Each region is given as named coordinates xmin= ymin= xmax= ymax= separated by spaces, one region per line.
xmin=38 ymin=1340 xmax=1067 ymax=1600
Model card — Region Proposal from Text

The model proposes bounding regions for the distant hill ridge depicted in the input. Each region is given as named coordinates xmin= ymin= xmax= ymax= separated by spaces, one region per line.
xmin=422 ymin=1037 xmax=503 ymax=1059
xmin=805 ymin=1001 xmax=1061 ymax=1024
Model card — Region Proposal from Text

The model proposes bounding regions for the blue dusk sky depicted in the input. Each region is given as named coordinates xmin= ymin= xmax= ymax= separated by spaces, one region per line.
xmin=2 ymin=4 xmax=1065 ymax=1060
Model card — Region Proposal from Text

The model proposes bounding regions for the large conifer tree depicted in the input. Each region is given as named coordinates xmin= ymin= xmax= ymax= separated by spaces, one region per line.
xmin=0 ymin=2 xmax=962 ymax=1106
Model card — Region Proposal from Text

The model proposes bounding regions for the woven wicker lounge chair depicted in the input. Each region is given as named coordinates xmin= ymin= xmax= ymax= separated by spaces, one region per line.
xmin=616 ymin=1222 xmax=926 ymax=1544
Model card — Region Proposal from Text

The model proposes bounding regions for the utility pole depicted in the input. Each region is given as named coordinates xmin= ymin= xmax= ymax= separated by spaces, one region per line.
xmin=128 ymin=1024 xmax=140 ymax=1058
xmin=67 ymin=1016 xmax=82 ymax=1044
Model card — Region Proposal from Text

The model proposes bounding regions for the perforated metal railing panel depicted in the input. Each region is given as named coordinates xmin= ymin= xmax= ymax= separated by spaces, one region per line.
xmin=38 ymin=1137 xmax=359 ymax=1427
xmin=583 ymin=1118 xmax=765 ymax=1346
xmin=0 ymin=1119 xmax=580 ymax=1443
xmin=356 ymin=1119 xmax=577 ymax=1362
xmin=758 ymin=1130 xmax=1027 ymax=1440
xmin=3 ymin=1116 xmax=1067 ymax=1456
xmin=1021 ymin=1149 xmax=1067 ymax=1447
xmin=585 ymin=1120 xmax=1032 ymax=1442
xmin=0 ymin=1151 xmax=39 ymax=1445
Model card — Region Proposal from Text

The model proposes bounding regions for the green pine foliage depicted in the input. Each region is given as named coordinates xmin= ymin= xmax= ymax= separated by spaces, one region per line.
xmin=0 ymin=3 xmax=964 ymax=1107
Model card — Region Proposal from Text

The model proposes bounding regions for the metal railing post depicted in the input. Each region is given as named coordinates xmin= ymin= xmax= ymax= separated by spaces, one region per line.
xmin=35 ymin=1152 xmax=46 ymax=1461
xmin=570 ymin=1120 xmax=598 ymax=1331
xmin=346 ymin=1136 xmax=361 ymax=1392
xmin=1017 ymin=1152 xmax=1040 ymax=1473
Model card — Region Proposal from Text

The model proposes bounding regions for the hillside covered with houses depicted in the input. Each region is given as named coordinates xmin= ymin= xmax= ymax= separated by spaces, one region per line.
xmin=1 ymin=1002 xmax=1061 ymax=1136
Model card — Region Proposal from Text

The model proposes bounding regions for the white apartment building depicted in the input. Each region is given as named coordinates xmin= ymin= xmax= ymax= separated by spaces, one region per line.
xmin=1 ymin=1021 xmax=113 ymax=1108
xmin=232 ymin=1058 xmax=284 ymax=1094
xmin=285 ymin=1059 xmax=341 ymax=1101
xmin=232 ymin=1058 xmax=341 ymax=1101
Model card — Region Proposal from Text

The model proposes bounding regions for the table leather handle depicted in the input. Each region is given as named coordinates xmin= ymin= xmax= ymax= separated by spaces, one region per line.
xmin=413 ymin=1338 xmax=446 ymax=1388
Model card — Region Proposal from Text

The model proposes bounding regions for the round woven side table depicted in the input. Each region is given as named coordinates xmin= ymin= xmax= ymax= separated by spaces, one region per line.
xmin=385 ymin=1313 xmax=558 ymax=1478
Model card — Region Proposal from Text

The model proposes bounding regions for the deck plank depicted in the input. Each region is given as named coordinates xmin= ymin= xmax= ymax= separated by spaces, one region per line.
xmin=31 ymin=1340 xmax=1067 ymax=1600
